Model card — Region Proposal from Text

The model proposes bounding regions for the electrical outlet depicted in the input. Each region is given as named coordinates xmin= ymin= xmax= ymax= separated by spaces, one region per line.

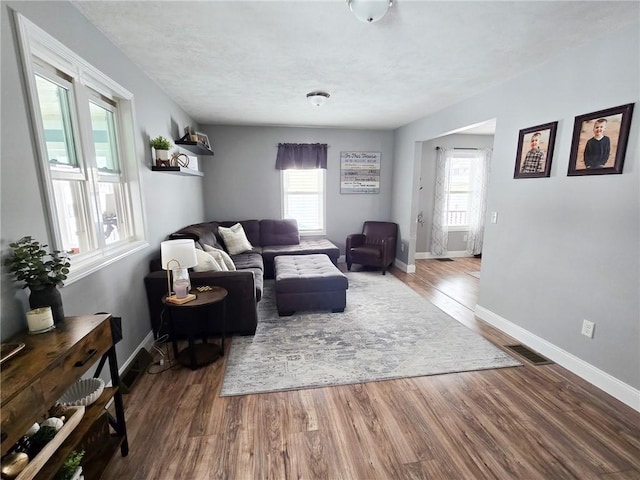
xmin=581 ymin=319 xmax=595 ymax=338
xmin=401 ymin=243 xmax=405 ymax=252
xmin=490 ymin=211 xmax=498 ymax=224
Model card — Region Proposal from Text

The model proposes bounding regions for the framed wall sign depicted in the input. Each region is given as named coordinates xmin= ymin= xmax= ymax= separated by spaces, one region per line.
xmin=340 ymin=151 xmax=381 ymax=194
xmin=568 ymin=103 xmax=634 ymax=176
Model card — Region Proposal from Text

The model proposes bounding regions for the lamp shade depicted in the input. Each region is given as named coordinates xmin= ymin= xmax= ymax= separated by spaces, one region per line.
xmin=347 ymin=0 xmax=393 ymax=23
xmin=160 ymin=239 xmax=197 ymax=270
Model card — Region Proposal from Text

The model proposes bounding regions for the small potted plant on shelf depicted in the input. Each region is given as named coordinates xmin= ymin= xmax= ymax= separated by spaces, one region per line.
xmin=150 ymin=135 xmax=172 ymax=166
xmin=4 ymin=236 xmax=70 ymax=325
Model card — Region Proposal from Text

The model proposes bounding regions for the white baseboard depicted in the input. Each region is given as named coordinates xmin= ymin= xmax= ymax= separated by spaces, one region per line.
xmin=118 ymin=330 xmax=156 ymax=377
xmin=415 ymin=251 xmax=471 ymax=259
xmin=475 ymin=305 xmax=640 ymax=412
xmin=394 ymin=259 xmax=415 ymax=273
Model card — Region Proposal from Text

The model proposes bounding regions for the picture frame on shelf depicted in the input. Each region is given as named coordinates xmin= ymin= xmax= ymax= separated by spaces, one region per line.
xmin=195 ymin=132 xmax=211 ymax=150
xmin=568 ymin=103 xmax=634 ymax=176
xmin=514 ymin=121 xmax=557 ymax=179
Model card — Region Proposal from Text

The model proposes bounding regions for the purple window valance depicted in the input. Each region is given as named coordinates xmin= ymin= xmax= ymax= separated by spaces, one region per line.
xmin=275 ymin=143 xmax=327 ymax=170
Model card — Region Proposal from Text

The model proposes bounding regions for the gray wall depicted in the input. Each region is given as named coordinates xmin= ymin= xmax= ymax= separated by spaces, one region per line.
xmin=1 ymin=2 xmax=206 ymax=365
xmin=393 ymin=22 xmax=639 ymax=388
xmin=199 ymin=125 xmax=394 ymax=254
xmin=417 ymin=134 xmax=495 ymax=254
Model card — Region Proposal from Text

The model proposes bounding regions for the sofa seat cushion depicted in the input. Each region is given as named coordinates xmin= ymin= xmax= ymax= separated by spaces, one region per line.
xmin=230 ymin=251 xmax=264 ymax=271
xmin=350 ymin=244 xmax=383 ymax=259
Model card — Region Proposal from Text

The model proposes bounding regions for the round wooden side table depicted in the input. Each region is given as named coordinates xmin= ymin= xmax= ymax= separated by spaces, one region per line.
xmin=162 ymin=286 xmax=227 ymax=369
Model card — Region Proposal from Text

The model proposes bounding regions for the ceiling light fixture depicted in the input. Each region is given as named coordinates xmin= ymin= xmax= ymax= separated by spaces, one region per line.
xmin=347 ymin=0 xmax=393 ymax=23
xmin=306 ymin=91 xmax=330 ymax=107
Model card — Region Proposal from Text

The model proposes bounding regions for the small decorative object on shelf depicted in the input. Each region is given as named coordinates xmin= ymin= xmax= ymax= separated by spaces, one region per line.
xmin=58 ymin=378 xmax=105 ymax=407
xmin=149 ymin=135 xmax=173 ymax=167
xmin=170 ymin=152 xmax=190 ymax=168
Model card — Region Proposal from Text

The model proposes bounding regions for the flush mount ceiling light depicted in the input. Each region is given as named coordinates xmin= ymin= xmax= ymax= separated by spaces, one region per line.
xmin=347 ymin=0 xmax=393 ymax=23
xmin=306 ymin=91 xmax=330 ymax=107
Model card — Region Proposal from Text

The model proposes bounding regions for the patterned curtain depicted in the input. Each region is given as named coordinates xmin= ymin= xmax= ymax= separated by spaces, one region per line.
xmin=466 ymin=148 xmax=492 ymax=255
xmin=430 ymin=147 xmax=452 ymax=256
xmin=275 ymin=143 xmax=327 ymax=170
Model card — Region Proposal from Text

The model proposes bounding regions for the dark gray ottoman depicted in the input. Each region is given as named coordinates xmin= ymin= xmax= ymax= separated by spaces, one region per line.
xmin=274 ymin=254 xmax=348 ymax=316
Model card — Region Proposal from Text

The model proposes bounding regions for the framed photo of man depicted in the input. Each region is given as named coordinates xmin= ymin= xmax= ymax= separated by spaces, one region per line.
xmin=568 ymin=103 xmax=634 ymax=176
xmin=514 ymin=121 xmax=557 ymax=179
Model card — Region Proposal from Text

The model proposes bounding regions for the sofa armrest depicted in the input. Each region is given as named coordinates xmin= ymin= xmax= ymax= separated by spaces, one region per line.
xmin=144 ymin=270 xmax=258 ymax=338
xmin=380 ymin=236 xmax=397 ymax=266
xmin=346 ymin=233 xmax=365 ymax=250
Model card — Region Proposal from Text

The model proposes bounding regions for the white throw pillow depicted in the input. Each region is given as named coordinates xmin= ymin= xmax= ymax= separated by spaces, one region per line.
xmin=218 ymin=223 xmax=253 ymax=255
xmin=205 ymin=248 xmax=229 ymax=271
xmin=204 ymin=244 xmax=236 ymax=271
xmin=192 ymin=248 xmax=224 ymax=272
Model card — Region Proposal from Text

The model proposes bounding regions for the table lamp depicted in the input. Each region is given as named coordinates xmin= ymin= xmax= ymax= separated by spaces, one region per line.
xmin=161 ymin=239 xmax=198 ymax=304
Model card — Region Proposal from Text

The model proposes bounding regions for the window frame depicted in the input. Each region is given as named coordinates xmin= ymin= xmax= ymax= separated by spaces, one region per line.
xmin=280 ymin=169 xmax=326 ymax=236
xmin=16 ymin=12 xmax=148 ymax=285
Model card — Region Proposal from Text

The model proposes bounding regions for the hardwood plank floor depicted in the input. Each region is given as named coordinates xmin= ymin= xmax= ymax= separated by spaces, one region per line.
xmin=102 ymin=258 xmax=640 ymax=479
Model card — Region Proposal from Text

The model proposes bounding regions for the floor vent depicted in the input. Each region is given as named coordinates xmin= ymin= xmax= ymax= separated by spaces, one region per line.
xmin=505 ymin=344 xmax=553 ymax=366
xmin=435 ymin=258 xmax=454 ymax=262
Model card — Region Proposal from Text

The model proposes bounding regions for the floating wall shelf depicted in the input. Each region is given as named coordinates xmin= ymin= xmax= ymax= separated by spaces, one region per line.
xmin=151 ymin=166 xmax=203 ymax=177
xmin=174 ymin=133 xmax=214 ymax=156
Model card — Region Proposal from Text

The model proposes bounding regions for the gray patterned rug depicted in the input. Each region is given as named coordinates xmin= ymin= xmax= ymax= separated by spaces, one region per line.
xmin=220 ymin=271 xmax=520 ymax=396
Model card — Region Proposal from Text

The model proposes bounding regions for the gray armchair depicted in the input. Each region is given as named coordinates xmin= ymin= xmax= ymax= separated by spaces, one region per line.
xmin=346 ymin=221 xmax=398 ymax=275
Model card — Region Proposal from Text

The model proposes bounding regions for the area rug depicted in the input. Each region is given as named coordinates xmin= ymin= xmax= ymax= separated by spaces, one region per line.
xmin=220 ymin=271 xmax=520 ymax=396
xmin=468 ymin=271 xmax=481 ymax=279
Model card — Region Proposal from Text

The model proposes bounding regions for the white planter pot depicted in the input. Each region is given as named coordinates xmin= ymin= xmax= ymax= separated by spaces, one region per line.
xmin=156 ymin=149 xmax=169 ymax=161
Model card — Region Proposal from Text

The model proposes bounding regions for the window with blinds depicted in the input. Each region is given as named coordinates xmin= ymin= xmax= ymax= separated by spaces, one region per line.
xmin=281 ymin=169 xmax=325 ymax=235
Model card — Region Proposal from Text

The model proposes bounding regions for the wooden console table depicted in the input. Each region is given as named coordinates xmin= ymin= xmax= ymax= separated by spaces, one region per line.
xmin=1 ymin=314 xmax=128 ymax=479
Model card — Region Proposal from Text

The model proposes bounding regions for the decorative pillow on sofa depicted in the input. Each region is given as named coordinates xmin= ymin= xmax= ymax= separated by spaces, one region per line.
xmin=193 ymin=248 xmax=225 ymax=272
xmin=203 ymin=244 xmax=236 ymax=271
xmin=218 ymin=223 xmax=253 ymax=255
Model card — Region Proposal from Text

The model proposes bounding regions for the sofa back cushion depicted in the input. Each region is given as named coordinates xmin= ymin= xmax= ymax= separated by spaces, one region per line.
xmin=171 ymin=222 xmax=222 ymax=250
xmin=260 ymin=219 xmax=300 ymax=246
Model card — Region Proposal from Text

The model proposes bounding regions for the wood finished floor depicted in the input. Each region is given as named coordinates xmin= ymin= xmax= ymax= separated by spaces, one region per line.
xmin=103 ymin=258 xmax=640 ymax=480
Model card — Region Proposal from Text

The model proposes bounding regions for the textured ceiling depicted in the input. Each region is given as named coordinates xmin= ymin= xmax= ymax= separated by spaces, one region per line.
xmin=71 ymin=1 xmax=639 ymax=130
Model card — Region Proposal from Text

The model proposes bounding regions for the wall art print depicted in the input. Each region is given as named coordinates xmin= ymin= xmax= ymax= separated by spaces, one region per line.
xmin=340 ymin=151 xmax=381 ymax=194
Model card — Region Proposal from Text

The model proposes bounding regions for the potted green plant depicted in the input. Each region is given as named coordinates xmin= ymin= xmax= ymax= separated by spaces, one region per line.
xmin=4 ymin=236 xmax=70 ymax=324
xmin=150 ymin=135 xmax=172 ymax=165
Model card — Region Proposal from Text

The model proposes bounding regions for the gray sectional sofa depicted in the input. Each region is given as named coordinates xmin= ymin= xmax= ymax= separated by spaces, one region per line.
xmin=144 ymin=219 xmax=339 ymax=338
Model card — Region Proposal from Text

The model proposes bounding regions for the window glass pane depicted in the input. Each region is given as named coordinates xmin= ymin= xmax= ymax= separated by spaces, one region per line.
xmin=447 ymin=155 xmax=472 ymax=227
xmin=283 ymin=170 xmax=324 ymax=233
xmin=98 ymin=182 xmax=130 ymax=244
xmin=52 ymin=180 xmax=94 ymax=255
xmin=34 ymin=74 xmax=78 ymax=169
xmin=89 ymin=102 xmax=120 ymax=173
xmin=286 ymin=194 xmax=322 ymax=231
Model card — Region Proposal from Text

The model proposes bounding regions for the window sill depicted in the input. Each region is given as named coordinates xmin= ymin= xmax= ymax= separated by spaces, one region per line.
xmin=62 ymin=240 xmax=149 ymax=287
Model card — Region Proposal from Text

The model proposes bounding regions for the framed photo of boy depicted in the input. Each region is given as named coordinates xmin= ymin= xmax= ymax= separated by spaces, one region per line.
xmin=568 ymin=103 xmax=634 ymax=176
xmin=514 ymin=121 xmax=557 ymax=179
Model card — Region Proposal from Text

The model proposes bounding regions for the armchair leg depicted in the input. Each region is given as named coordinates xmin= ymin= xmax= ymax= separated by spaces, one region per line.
xmin=347 ymin=263 xmax=352 ymax=271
